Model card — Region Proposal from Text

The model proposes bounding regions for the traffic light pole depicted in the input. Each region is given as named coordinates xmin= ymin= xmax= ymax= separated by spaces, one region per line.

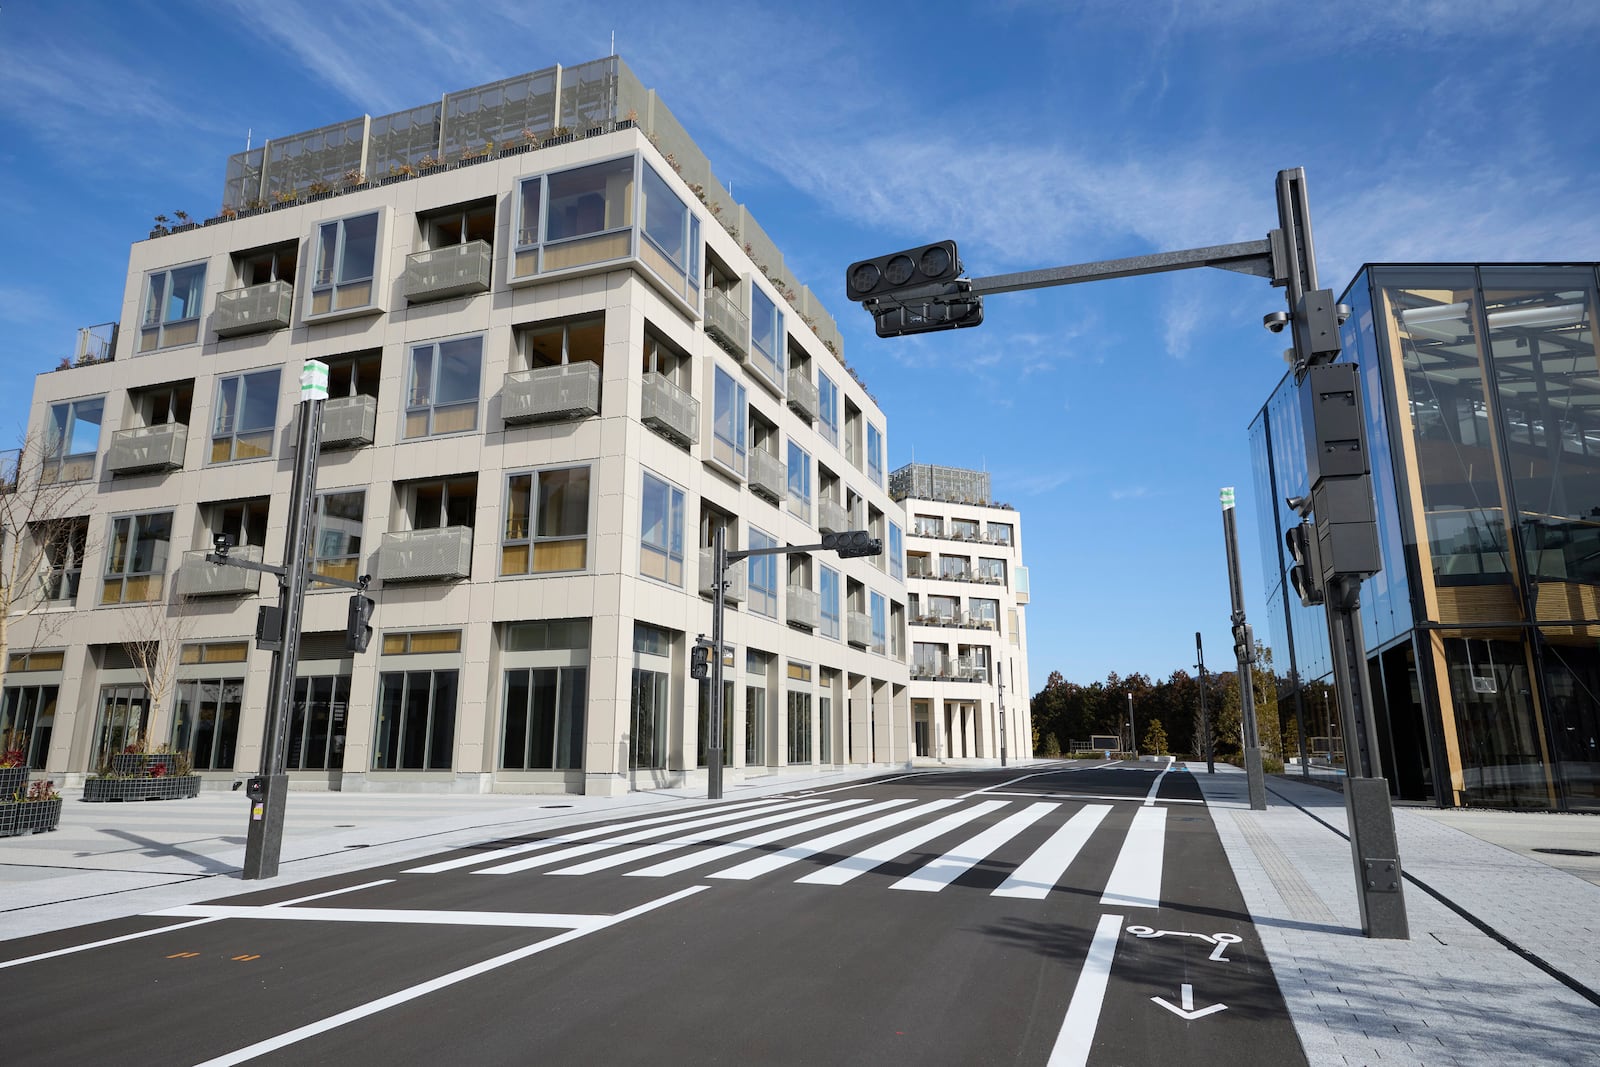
xmin=1195 ymin=632 xmax=1214 ymax=773
xmin=1221 ymin=489 xmax=1267 ymax=810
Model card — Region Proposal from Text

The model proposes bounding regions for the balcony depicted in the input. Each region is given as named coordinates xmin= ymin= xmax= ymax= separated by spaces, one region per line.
xmin=503 ymin=363 xmax=600 ymax=425
xmin=786 ymin=369 xmax=818 ymax=421
xmin=699 ymin=548 xmax=747 ymax=603
xmin=215 ymin=280 xmax=293 ymax=337
xmin=404 ymin=241 xmax=492 ymax=303
xmin=107 ymin=423 xmax=187 ymax=476
xmin=847 ymin=610 xmax=873 ymax=648
xmin=641 ymin=372 xmax=699 ymax=447
xmin=786 ymin=585 xmax=819 ymax=629
xmin=704 ymin=290 xmax=749 ymax=361
xmin=177 ymin=546 xmax=263 ymax=597
xmin=321 ymin=394 xmax=377 ymax=450
xmin=378 ymin=526 xmax=473 ymax=582
xmin=748 ymin=448 xmax=785 ymax=504
xmin=818 ymin=497 xmax=848 ymax=534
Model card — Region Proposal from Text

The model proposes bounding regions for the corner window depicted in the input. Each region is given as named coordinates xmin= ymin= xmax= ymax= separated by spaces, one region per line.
xmin=517 ymin=157 xmax=635 ymax=277
xmin=640 ymin=471 xmax=686 ymax=586
xmin=102 ymin=511 xmax=172 ymax=604
xmin=751 ymin=287 xmax=784 ymax=380
xmin=817 ymin=372 xmax=839 ymax=448
xmin=502 ymin=466 xmax=591 ymax=576
xmin=748 ymin=527 xmax=779 ymax=618
xmin=640 ymin=163 xmax=700 ymax=303
xmin=405 ymin=335 xmax=482 ymax=439
xmin=889 ymin=523 xmax=904 ymax=581
xmin=313 ymin=491 xmax=364 ymax=582
xmin=713 ymin=367 xmax=748 ymax=477
xmin=786 ymin=441 xmax=812 ymax=521
xmin=211 ymin=369 xmax=281 ymax=463
xmin=140 ymin=263 xmax=206 ymax=352
xmin=867 ymin=423 xmax=884 ymax=487
xmin=44 ymin=397 xmax=104 ymax=483
xmin=312 ymin=211 xmax=380 ymax=316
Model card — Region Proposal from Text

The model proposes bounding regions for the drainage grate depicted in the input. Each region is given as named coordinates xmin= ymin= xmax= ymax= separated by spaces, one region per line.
xmin=1532 ymin=847 xmax=1600 ymax=858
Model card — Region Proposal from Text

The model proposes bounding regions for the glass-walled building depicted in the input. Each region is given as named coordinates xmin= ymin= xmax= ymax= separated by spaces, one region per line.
xmin=1252 ymin=263 xmax=1600 ymax=812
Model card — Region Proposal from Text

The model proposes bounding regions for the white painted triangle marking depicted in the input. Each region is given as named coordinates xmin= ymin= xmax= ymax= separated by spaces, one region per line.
xmin=1151 ymin=983 xmax=1227 ymax=1021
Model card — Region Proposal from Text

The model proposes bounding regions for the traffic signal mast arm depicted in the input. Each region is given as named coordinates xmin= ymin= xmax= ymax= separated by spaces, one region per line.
xmin=965 ymin=238 xmax=1277 ymax=295
xmin=205 ymin=546 xmax=372 ymax=592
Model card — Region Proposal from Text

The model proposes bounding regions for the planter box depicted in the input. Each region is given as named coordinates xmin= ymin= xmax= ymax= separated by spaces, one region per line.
xmin=0 ymin=766 xmax=27 ymax=799
xmin=83 ymin=774 xmax=201 ymax=802
xmin=112 ymin=752 xmax=178 ymax=776
xmin=0 ymin=797 xmax=62 ymax=836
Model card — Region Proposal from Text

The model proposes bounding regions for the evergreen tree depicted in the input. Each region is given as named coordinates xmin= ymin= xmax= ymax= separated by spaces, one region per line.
xmin=1141 ymin=718 xmax=1168 ymax=755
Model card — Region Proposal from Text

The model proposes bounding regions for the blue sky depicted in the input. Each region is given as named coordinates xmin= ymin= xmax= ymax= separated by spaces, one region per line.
xmin=3 ymin=1 xmax=1599 ymax=691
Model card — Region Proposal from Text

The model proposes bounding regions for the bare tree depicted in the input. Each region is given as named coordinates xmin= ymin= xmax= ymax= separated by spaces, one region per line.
xmin=118 ymin=583 xmax=199 ymax=750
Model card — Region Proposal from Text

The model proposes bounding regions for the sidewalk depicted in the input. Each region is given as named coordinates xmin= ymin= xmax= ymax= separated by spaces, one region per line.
xmin=1191 ymin=763 xmax=1600 ymax=1066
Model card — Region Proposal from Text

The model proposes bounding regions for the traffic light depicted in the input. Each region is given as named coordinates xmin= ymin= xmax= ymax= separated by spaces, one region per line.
xmin=690 ymin=634 xmax=714 ymax=681
xmin=844 ymin=240 xmax=982 ymax=338
xmin=345 ymin=594 xmax=375 ymax=653
xmin=869 ymin=291 xmax=983 ymax=338
xmin=846 ymin=241 xmax=962 ymax=303
xmin=822 ymin=530 xmax=882 ymax=559
xmin=1285 ymin=521 xmax=1324 ymax=607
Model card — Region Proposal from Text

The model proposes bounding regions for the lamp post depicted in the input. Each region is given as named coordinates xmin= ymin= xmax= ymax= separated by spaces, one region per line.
xmin=1195 ymin=631 xmax=1214 ymax=774
xmin=1127 ymin=692 xmax=1137 ymax=760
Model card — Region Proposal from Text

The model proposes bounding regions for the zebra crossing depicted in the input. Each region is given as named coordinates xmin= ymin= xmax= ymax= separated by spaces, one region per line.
xmin=403 ymin=791 xmax=1183 ymax=906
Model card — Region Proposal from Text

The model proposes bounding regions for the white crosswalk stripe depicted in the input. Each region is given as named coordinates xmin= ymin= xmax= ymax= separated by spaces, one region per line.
xmin=709 ymin=799 xmax=962 ymax=882
xmin=889 ymin=802 xmax=1058 ymax=893
xmin=1099 ymin=806 xmax=1167 ymax=908
xmin=794 ymin=799 xmax=1010 ymax=886
xmin=993 ymin=804 xmax=1112 ymax=899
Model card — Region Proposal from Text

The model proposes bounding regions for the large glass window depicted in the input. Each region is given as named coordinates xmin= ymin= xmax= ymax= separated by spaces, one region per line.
xmin=92 ymin=684 xmax=148 ymax=769
xmin=405 ymin=335 xmax=482 ymax=438
xmin=629 ymin=623 xmax=670 ymax=771
xmin=211 ymin=369 xmax=280 ymax=463
xmin=140 ymin=263 xmax=205 ymax=352
xmin=640 ymin=471 xmax=685 ymax=586
xmin=889 ymin=523 xmax=904 ymax=581
xmin=713 ymin=367 xmax=748 ymax=476
xmin=542 ymin=157 xmax=635 ymax=272
xmin=312 ymin=211 xmax=379 ymax=315
xmin=289 ymin=676 xmax=350 ymax=771
xmin=503 ymin=666 xmax=586 ymax=770
xmin=970 ymin=597 xmax=1000 ymax=631
xmin=313 ymin=492 xmax=364 ymax=582
xmin=748 ymin=527 xmax=779 ymax=618
xmin=171 ymin=673 xmax=245 ymax=771
xmin=787 ymin=686 xmax=812 ymax=765
xmin=640 ymin=163 xmax=700 ymax=302
xmin=866 ymin=423 xmax=884 ymax=487
xmin=374 ymin=670 xmax=457 ymax=770
xmin=102 ymin=511 xmax=172 ymax=604
xmin=41 ymin=517 xmax=89 ymax=602
xmin=0 ymin=684 xmax=57 ymax=768
xmin=751 ymin=287 xmax=784 ymax=382
xmin=787 ymin=441 xmax=812 ymax=521
xmin=871 ymin=591 xmax=887 ymax=654
xmin=44 ymin=397 xmax=103 ymax=483
xmin=988 ymin=522 xmax=1013 ymax=546
xmin=745 ymin=652 xmax=767 ymax=766
xmin=819 ymin=565 xmax=841 ymax=640
xmin=979 ymin=557 xmax=1007 ymax=584
xmin=502 ymin=466 xmax=590 ymax=575
xmin=817 ymin=372 xmax=839 ymax=448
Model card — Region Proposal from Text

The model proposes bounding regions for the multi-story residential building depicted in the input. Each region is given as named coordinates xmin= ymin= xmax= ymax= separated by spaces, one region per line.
xmin=1251 ymin=262 xmax=1600 ymax=813
xmin=891 ymin=464 xmax=1031 ymax=761
xmin=2 ymin=56 xmax=912 ymax=797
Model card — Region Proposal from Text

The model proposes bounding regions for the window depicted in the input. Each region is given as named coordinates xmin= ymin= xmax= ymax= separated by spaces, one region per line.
xmin=519 ymin=315 xmax=606 ymax=371
xmin=171 ymin=671 xmax=245 ymax=771
xmin=787 ymin=441 xmax=812 ymax=521
xmin=970 ymin=598 xmax=1000 ymax=631
xmin=713 ymin=367 xmax=748 ymax=476
xmin=751 ymin=287 xmax=784 ymax=381
xmin=374 ymin=670 xmax=457 ymax=770
xmin=208 ymin=497 xmax=269 ymax=553
xmin=640 ymin=163 xmax=700 ymax=303
xmin=867 ymin=423 xmax=884 ymax=487
xmin=503 ymin=466 xmax=590 ymax=575
xmin=0 ymin=684 xmax=57 ymax=768
xmin=640 ymin=471 xmax=686 ymax=586
xmin=913 ymin=514 xmax=942 ymax=537
xmin=289 ymin=675 xmax=350 ymax=771
xmin=140 ymin=263 xmax=206 ymax=352
xmin=818 ymin=693 xmax=832 ymax=764
xmin=533 ymin=157 xmax=637 ymax=274
xmin=914 ymin=642 xmax=944 ymax=676
xmin=211 ymin=369 xmax=281 ymax=463
xmin=845 ymin=400 xmax=861 ymax=468
xmin=748 ymin=527 xmax=778 ymax=618
xmin=941 ymin=555 xmax=972 ymax=580
xmin=889 ymin=523 xmax=904 ymax=581
xmin=988 ymin=522 xmax=1014 ymax=546
xmin=312 ymin=211 xmax=380 ymax=315
xmin=40 ymin=518 xmax=89 ymax=602
xmin=952 ymin=518 xmax=980 ymax=540
xmin=501 ymin=620 xmax=588 ymax=771
xmin=313 ymin=492 xmax=364 ymax=582
xmin=787 ymin=686 xmax=812 ymax=765
xmin=102 ymin=511 xmax=172 ymax=604
xmin=405 ymin=335 xmax=482 ymax=438
xmin=927 ymin=594 xmax=959 ymax=623
xmin=745 ymin=650 xmax=768 ymax=766
xmin=697 ymin=671 xmax=735 ymax=768
xmin=93 ymin=684 xmax=149 ymax=767
xmin=871 ymin=592 xmax=887 ymax=654
xmin=420 ymin=200 xmax=495 ymax=250
xmin=44 ymin=397 xmax=103 ymax=483
xmin=629 ymin=622 xmax=670 ymax=770
xmin=979 ymin=557 xmax=1007 ymax=584
xmin=817 ymin=373 xmax=840 ymax=448
xmin=819 ymin=565 xmax=841 ymax=640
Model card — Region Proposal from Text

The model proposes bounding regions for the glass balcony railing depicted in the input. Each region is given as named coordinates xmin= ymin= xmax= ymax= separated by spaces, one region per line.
xmin=176 ymin=546 xmax=263 ymax=597
xmin=699 ymin=548 xmax=747 ymax=603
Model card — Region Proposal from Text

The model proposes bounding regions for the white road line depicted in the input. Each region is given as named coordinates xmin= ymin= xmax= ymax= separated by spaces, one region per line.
xmin=956 ymin=770 xmax=1057 ymax=800
xmin=709 ymin=799 xmax=961 ymax=882
xmin=1047 ymin=913 xmax=1123 ymax=1067
xmin=618 ymin=799 xmax=914 ymax=878
xmin=983 ymin=790 xmax=1203 ymax=805
xmin=1099 ymin=807 xmax=1167 ymax=909
xmin=405 ymin=796 xmax=788 ymax=873
xmin=1143 ymin=761 xmax=1174 ymax=806
xmin=154 ymin=905 xmax=605 ymax=930
xmin=889 ymin=802 xmax=1056 ymax=893
xmin=787 ymin=771 xmax=930 ymax=796
xmin=191 ymin=885 xmax=709 ymax=1067
xmin=992 ymin=805 xmax=1113 ymax=900
xmin=795 ymin=800 xmax=1009 ymax=886
xmin=470 ymin=798 xmax=839 ymax=875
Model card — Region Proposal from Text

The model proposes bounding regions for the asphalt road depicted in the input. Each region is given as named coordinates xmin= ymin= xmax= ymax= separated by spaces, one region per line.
xmin=0 ymin=761 xmax=1306 ymax=1066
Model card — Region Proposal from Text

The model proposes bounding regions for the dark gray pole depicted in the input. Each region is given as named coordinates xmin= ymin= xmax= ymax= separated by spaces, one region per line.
xmin=708 ymin=526 xmax=726 ymax=800
xmin=1221 ymin=488 xmax=1267 ymax=810
xmin=1195 ymin=631 xmax=1214 ymax=774
xmin=997 ymin=672 xmax=1008 ymax=766
xmin=1127 ymin=692 xmax=1137 ymax=759
xmin=243 ymin=367 xmax=323 ymax=880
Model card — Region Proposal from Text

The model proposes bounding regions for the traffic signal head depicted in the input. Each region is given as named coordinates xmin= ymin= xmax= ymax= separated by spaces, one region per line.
xmin=871 ymin=292 xmax=984 ymax=337
xmin=345 ymin=594 xmax=375 ymax=653
xmin=821 ymin=530 xmax=882 ymax=558
xmin=690 ymin=634 xmax=714 ymax=681
xmin=845 ymin=241 xmax=962 ymax=303
xmin=1285 ymin=521 xmax=1325 ymax=607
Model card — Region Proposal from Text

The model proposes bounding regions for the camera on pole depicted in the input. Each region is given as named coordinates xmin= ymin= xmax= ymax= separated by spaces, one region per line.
xmin=821 ymin=530 xmax=882 ymax=558
xmin=845 ymin=241 xmax=983 ymax=338
xmin=1285 ymin=520 xmax=1325 ymax=607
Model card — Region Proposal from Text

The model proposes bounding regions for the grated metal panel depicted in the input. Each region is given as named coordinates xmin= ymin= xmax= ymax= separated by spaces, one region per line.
xmin=786 ymin=369 xmax=818 ymax=420
xmin=321 ymin=395 xmax=377 ymax=450
xmin=404 ymin=241 xmax=492 ymax=303
xmin=177 ymin=546 xmax=263 ymax=597
xmin=503 ymin=363 xmax=600 ymax=424
xmin=699 ymin=548 xmax=747 ymax=603
xmin=378 ymin=526 xmax=473 ymax=582
xmin=640 ymin=372 xmax=698 ymax=446
xmin=786 ymin=585 xmax=819 ymax=628
xmin=215 ymin=280 xmax=293 ymax=337
xmin=108 ymin=423 xmax=187 ymax=475
xmin=748 ymin=448 xmax=785 ymax=503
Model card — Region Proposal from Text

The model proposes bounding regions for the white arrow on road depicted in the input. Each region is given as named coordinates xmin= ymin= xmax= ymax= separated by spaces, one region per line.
xmin=1151 ymin=983 xmax=1227 ymax=1021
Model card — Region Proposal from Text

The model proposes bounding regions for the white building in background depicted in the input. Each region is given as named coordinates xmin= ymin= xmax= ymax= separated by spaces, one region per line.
xmin=891 ymin=464 xmax=1032 ymax=762
xmin=4 ymin=56 xmax=915 ymax=797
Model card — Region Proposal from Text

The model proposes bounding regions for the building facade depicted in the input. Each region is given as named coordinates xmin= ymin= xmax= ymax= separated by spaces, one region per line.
xmin=1251 ymin=263 xmax=1600 ymax=812
xmin=2 ymin=57 xmax=915 ymax=797
xmin=891 ymin=464 xmax=1032 ymax=762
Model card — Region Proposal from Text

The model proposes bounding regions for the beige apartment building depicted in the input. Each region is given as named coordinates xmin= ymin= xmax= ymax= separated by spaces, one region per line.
xmin=3 ymin=57 xmax=915 ymax=796
xmin=892 ymin=464 xmax=1032 ymax=762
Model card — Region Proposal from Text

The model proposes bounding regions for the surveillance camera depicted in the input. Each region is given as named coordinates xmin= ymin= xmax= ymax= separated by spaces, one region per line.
xmin=1263 ymin=311 xmax=1290 ymax=334
xmin=1336 ymin=303 xmax=1353 ymax=326
xmin=213 ymin=533 xmax=234 ymax=553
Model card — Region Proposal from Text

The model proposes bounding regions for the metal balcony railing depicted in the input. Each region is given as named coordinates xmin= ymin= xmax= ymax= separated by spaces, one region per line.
xmin=503 ymin=363 xmax=601 ymax=424
xmin=641 ymin=372 xmax=699 ymax=447
xmin=786 ymin=585 xmax=819 ymax=629
xmin=847 ymin=610 xmax=872 ymax=648
xmin=748 ymin=448 xmax=785 ymax=503
xmin=698 ymin=548 xmax=747 ymax=603
xmin=321 ymin=394 xmax=377 ymax=450
xmin=107 ymin=423 xmax=187 ymax=476
xmin=177 ymin=546 xmax=263 ymax=597
xmin=378 ymin=526 xmax=473 ymax=582
xmin=404 ymin=241 xmax=492 ymax=303
xmin=786 ymin=369 xmax=818 ymax=421
xmin=704 ymin=289 xmax=749 ymax=360
xmin=818 ymin=497 xmax=848 ymax=534
xmin=215 ymin=280 xmax=294 ymax=337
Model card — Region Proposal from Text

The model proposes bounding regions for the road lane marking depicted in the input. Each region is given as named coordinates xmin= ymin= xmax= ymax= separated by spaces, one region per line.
xmin=1142 ymin=760 xmax=1174 ymax=806
xmin=794 ymin=800 xmax=1010 ymax=886
xmin=1099 ymin=807 xmax=1167 ymax=908
xmin=470 ymin=799 xmax=845 ymax=875
xmin=405 ymin=797 xmax=792 ymax=873
xmin=983 ymin=790 xmax=1202 ymax=805
xmin=710 ymin=799 xmax=961 ymax=881
xmin=153 ymin=905 xmax=609 ymax=930
xmin=191 ymin=886 xmax=710 ymax=1067
xmin=956 ymin=770 xmax=1059 ymax=800
xmin=1047 ymin=913 xmax=1123 ymax=1067
xmin=787 ymin=771 xmax=930 ymax=795
xmin=1152 ymin=982 xmax=1227 ymax=1020
xmin=617 ymin=799 xmax=914 ymax=878
xmin=992 ymin=805 xmax=1112 ymax=899
xmin=889 ymin=802 xmax=1056 ymax=892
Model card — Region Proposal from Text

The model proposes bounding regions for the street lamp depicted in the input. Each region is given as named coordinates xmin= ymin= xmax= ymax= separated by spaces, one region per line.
xmin=1127 ymin=692 xmax=1137 ymax=760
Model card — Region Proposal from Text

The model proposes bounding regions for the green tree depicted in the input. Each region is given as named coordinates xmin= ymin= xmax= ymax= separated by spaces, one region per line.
xmin=1042 ymin=732 xmax=1062 ymax=758
xmin=1142 ymin=718 xmax=1168 ymax=755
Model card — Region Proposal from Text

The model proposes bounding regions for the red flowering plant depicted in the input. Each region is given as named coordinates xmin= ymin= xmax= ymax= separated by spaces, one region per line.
xmin=25 ymin=780 xmax=59 ymax=801
xmin=0 ymin=745 xmax=24 ymax=770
